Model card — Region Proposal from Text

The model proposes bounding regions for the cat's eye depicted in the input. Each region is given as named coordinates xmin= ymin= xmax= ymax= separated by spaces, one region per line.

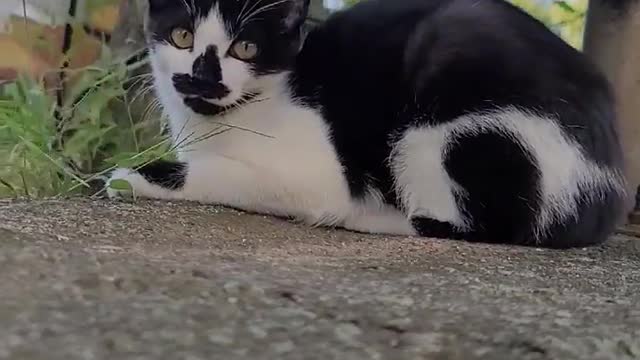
xmin=229 ymin=41 xmax=259 ymax=61
xmin=170 ymin=27 xmax=194 ymax=49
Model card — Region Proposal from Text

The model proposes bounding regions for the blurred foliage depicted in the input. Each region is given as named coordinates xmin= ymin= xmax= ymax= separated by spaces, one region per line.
xmin=84 ymin=0 xmax=119 ymax=13
xmin=0 ymin=49 xmax=172 ymax=198
xmin=511 ymin=0 xmax=587 ymax=48
xmin=0 ymin=0 xmax=174 ymax=198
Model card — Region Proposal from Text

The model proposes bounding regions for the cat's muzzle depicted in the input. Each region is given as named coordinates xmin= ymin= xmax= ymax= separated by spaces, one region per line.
xmin=172 ymin=73 xmax=261 ymax=117
xmin=172 ymin=73 xmax=233 ymax=116
xmin=172 ymin=73 xmax=231 ymax=100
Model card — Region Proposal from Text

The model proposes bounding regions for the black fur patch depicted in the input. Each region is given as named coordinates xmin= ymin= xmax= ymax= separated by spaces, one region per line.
xmin=193 ymin=45 xmax=223 ymax=83
xmin=182 ymin=92 xmax=261 ymax=116
xmin=136 ymin=161 xmax=188 ymax=190
xmin=412 ymin=218 xmax=468 ymax=241
xmin=444 ymin=131 xmax=541 ymax=245
xmin=173 ymin=73 xmax=231 ymax=100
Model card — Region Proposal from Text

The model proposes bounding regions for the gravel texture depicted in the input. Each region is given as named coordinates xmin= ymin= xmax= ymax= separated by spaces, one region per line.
xmin=0 ymin=199 xmax=639 ymax=360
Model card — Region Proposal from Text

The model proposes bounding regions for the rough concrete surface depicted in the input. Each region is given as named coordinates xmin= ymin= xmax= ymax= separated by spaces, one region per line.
xmin=0 ymin=199 xmax=639 ymax=360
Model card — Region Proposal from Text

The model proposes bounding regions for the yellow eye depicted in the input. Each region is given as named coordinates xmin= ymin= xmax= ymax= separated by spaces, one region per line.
xmin=229 ymin=41 xmax=259 ymax=61
xmin=170 ymin=27 xmax=194 ymax=49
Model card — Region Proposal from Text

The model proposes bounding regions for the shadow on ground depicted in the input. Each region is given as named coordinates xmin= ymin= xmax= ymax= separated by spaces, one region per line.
xmin=1 ymin=199 xmax=639 ymax=360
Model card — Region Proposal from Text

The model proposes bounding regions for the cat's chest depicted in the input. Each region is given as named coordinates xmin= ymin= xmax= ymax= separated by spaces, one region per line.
xmin=179 ymin=99 xmax=345 ymax=182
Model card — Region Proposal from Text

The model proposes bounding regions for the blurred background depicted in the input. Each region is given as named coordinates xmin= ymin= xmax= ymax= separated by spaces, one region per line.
xmin=0 ymin=0 xmax=628 ymax=202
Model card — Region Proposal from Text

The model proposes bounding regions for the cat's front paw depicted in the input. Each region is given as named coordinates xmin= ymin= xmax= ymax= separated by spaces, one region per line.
xmin=106 ymin=168 xmax=140 ymax=200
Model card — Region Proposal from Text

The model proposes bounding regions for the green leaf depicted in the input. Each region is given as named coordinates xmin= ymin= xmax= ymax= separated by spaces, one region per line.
xmin=554 ymin=1 xmax=577 ymax=13
xmin=108 ymin=179 xmax=133 ymax=191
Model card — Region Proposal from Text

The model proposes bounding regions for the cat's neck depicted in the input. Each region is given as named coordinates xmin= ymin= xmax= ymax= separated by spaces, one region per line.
xmin=163 ymin=71 xmax=305 ymax=155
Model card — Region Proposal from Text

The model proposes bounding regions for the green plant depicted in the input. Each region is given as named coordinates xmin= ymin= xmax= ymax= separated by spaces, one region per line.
xmin=0 ymin=47 xmax=172 ymax=198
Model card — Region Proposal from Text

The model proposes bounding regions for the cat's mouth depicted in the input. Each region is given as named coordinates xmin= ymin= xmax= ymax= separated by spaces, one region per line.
xmin=182 ymin=92 xmax=262 ymax=117
xmin=172 ymin=73 xmax=262 ymax=117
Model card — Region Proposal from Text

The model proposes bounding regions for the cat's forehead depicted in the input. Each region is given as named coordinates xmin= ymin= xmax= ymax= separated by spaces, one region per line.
xmin=147 ymin=0 xmax=291 ymax=39
xmin=149 ymin=0 xmax=288 ymax=19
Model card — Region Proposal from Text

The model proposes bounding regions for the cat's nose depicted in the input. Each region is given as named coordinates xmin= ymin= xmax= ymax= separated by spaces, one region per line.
xmin=192 ymin=45 xmax=222 ymax=84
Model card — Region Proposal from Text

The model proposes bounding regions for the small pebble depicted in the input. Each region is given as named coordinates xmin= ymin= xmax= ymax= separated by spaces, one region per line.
xmin=271 ymin=340 xmax=295 ymax=354
xmin=335 ymin=323 xmax=362 ymax=346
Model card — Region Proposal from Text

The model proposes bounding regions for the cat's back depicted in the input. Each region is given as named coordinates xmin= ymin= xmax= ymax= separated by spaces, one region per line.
xmin=298 ymin=0 xmax=605 ymax=90
xmin=296 ymin=0 xmax=446 ymax=80
xmin=296 ymin=0 xmax=618 ymax=163
xmin=294 ymin=0 xmax=607 ymax=118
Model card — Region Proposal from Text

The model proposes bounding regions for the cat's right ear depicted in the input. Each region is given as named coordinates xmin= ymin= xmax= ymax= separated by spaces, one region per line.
xmin=283 ymin=0 xmax=311 ymax=33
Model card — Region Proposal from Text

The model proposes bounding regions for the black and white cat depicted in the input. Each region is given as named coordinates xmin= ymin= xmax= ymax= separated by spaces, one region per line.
xmin=108 ymin=0 xmax=627 ymax=248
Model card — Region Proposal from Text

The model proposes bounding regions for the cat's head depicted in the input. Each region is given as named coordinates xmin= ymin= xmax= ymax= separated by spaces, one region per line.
xmin=146 ymin=0 xmax=310 ymax=117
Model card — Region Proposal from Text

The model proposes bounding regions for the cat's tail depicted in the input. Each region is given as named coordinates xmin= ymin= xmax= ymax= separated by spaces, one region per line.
xmin=400 ymin=112 xmax=627 ymax=249
xmin=411 ymin=179 xmax=627 ymax=249
xmin=532 ymin=177 xmax=627 ymax=249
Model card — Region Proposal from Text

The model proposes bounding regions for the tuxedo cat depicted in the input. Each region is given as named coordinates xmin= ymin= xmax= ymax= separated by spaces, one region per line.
xmin=108 ymin=0 xmax=627 ymax=248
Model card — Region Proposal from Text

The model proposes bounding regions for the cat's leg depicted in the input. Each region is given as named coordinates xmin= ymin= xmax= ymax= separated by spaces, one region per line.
xmin=392 ymin=126 xmax=539 ymax=244
xmin=107 ymin=161 xmax=188 ymax=199
xmin=441 ymin=130 xmax=541 ymax=245
xmin=106 ymin=157 xmax=296 ymax=218
xmin=410 ymin=217 xmax=469 ymax=240
xmin=390 ymin=126 xmax=474 ymax=241
xmin=340 ymin=208 xmax=417 ymax=236
xmin=106 ymin=160 xmax=188 ymax=201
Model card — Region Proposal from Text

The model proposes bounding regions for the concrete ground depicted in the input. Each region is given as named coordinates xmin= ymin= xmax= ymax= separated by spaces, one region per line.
xmin=0 ymin=199 xmax=639 ymax=360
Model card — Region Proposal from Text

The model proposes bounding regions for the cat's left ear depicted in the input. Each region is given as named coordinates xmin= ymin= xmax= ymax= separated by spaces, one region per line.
xmin=283 ymin=0 xmax=310 ymax=32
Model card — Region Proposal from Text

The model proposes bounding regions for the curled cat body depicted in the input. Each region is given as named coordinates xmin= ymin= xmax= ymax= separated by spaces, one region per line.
xmin=108 ymin=0 xmax=627 ymax=248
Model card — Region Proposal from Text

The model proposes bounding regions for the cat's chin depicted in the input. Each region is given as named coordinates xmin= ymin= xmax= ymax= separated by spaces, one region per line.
xmin=182 ymin=92 xmax=261 ymax=117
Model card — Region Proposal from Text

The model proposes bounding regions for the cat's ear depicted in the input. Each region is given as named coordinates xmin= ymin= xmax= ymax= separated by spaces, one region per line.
xmin=283 ymin=0 xmax=310 ymax=32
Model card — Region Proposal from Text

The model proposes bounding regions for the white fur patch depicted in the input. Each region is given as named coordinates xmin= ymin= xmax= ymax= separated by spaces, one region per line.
xmin=391 ymin=107 xmax=626 ymax=240
xmin=194 ymin=5 xmax=251 ymax=106
xmin=193 ymin=5 xmax=231 ymax=56
xmin=391 ymin=124 xmax=470 ymax=230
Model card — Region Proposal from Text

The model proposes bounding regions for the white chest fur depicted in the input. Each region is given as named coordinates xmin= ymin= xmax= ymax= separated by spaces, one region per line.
xmin=166 ymin=84 xmax=356 ymax=219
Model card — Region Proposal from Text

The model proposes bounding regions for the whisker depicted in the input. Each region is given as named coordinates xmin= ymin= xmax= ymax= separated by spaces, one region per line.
xmin=127 ymin=77 xmax=153 ymax=92
xmin=239 ymin=0 xmax=267 ymax=24
xmin=237 ymin=0 xmax=254 ymax=24
xmin=239 ymin=0 xmax=287 ymax=31
xmin=130 ymin=84 xmax=156 ymax=105
xmin=126 ymin=73 xmax=153 ymax=83
xmin=238 ymin=0 xmax=289 ymax=35
xmin=181 ymin=0 xmax=194 ymax=16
